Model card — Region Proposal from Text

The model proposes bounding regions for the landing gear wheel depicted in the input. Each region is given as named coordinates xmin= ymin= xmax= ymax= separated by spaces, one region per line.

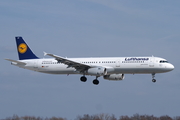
xmin=151 ymin=73 xmax=156 ymax=83
xmin=152 ymin=79 xmax=156 ymax=83
xmin=80 ymin=76 xmax=87 ymax=82
xmin=93 ymin=79 xmax=99 ymax=85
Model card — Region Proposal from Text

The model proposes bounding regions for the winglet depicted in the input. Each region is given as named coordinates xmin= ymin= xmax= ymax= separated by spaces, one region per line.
xmin=44 ymin=52 xmax=47 ymax=56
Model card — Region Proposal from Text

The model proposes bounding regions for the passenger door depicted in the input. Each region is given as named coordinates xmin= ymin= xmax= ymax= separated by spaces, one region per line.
xmin=149 ymin=57 xmax=154 ymax=67
xmin=116 ymin=60 xmax=121 ymax=67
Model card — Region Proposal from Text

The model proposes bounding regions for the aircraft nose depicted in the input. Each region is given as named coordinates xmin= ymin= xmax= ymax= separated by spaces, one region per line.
xmin=168 ymin=64 xmax=174 ymax=71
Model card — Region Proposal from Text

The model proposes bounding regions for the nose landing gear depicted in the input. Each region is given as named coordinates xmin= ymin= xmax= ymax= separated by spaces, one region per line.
xmin=152 ymin=73 xmax=156 ymax=83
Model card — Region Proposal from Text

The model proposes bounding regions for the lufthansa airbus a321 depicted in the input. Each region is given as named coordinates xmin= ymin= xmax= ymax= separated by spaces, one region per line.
xmin=5 ymin=37 xmax=174 ymax=85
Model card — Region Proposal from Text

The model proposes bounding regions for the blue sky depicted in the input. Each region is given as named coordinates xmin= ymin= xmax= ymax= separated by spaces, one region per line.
xmin=0 ymin=0 xmax=180 ymax=119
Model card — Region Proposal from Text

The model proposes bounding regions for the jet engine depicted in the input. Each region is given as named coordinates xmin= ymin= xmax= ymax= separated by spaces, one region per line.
xmin=87 ymin=67 xmax=106 ymax=76
xmin=103 ymin=74 xmax=125 ymax=80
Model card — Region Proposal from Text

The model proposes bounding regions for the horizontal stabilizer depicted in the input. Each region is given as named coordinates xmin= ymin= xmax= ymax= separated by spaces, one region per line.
xmin=5 ymin=59 xmax=26 ymax=65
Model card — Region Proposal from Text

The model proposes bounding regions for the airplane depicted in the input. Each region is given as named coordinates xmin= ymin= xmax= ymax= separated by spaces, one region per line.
xmin=5 ymin=37 xmax=174 ymax=85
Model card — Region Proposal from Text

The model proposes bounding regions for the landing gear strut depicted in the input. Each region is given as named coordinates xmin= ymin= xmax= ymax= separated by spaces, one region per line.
xmin=152 ymin=73 xmax=156 ymax=83
xmin=93 ymin=76 xmax=99 ymax=85
xmin=80 ymin=76 xmax=87 ymax=82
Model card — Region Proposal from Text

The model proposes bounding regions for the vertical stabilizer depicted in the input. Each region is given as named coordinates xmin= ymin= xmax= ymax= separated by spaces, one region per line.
xmin=16 ymin=37 xmax=39 ymax=60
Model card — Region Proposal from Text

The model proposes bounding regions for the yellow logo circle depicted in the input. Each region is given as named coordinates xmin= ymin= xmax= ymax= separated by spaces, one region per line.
xmin=18 ymin=43 xmax=27 ymax=54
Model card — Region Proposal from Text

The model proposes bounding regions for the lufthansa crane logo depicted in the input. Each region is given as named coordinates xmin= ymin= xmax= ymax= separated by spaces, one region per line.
xmin=18 ymin=43 xmax=27 ymax=54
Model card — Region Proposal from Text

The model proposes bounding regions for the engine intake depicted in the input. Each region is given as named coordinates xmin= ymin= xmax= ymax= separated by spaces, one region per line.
xmin=103 ymin=74 xmax=125 ymax=80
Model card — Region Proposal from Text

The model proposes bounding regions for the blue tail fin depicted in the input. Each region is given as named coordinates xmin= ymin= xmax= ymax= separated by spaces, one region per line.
xmin=16 ymin=37 xmax=39 ymax=60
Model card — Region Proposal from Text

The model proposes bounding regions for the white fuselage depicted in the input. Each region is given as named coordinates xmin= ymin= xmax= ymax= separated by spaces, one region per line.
xmin=7 ymin=36 xmax=174 ymax=84
xmin=13 ymin=57 xmax=174 ymax=75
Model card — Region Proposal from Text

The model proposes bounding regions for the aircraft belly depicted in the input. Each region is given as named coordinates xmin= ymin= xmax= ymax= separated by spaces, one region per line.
xmin=115 ymin=67 xmax=168 ymax=74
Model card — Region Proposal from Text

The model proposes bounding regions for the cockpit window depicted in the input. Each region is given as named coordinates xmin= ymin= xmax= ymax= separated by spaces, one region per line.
xmin=160 ymin=60 xmax=168 ymax=63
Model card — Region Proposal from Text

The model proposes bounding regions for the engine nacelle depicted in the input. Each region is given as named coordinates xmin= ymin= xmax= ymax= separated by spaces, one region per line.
xmin=104 ymin=67 xmax=115 ymax=74
xmin=103 ymin=74 xmax=125 ymax=81
xmin=87 ymin=67 xmax=106 ymax=76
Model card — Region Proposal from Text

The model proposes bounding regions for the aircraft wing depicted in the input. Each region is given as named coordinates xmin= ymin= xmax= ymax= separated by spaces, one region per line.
xmin=5 ymin=59 xmax=26 ymax=65
xmin=44 ymin=52 xmax=91 ymax=72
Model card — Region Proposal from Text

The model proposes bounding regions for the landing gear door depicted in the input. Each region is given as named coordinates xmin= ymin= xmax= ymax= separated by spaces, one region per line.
xmin=149 ymin=57 xmax=154 ymax=67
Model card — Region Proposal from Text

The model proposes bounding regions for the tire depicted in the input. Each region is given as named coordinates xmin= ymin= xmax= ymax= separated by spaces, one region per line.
xmin=152 ymin=79 xmax=156 ymax=83
xmin=93 ymin=79 xmax=99 ymax=85
xmin=80 ymin=76 xmax=87 ymax=82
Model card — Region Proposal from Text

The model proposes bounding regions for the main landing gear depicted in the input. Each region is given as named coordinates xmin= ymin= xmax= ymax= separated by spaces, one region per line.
xmin=152 ymin=73 xmax=156 ymax=83
xmin=80 ymin=76 xmax=99 ymax=85
xmin=93 ymin=76 xmax=99 ymax=85
xmin=80 ymin=76 xmax=87 ymax=82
